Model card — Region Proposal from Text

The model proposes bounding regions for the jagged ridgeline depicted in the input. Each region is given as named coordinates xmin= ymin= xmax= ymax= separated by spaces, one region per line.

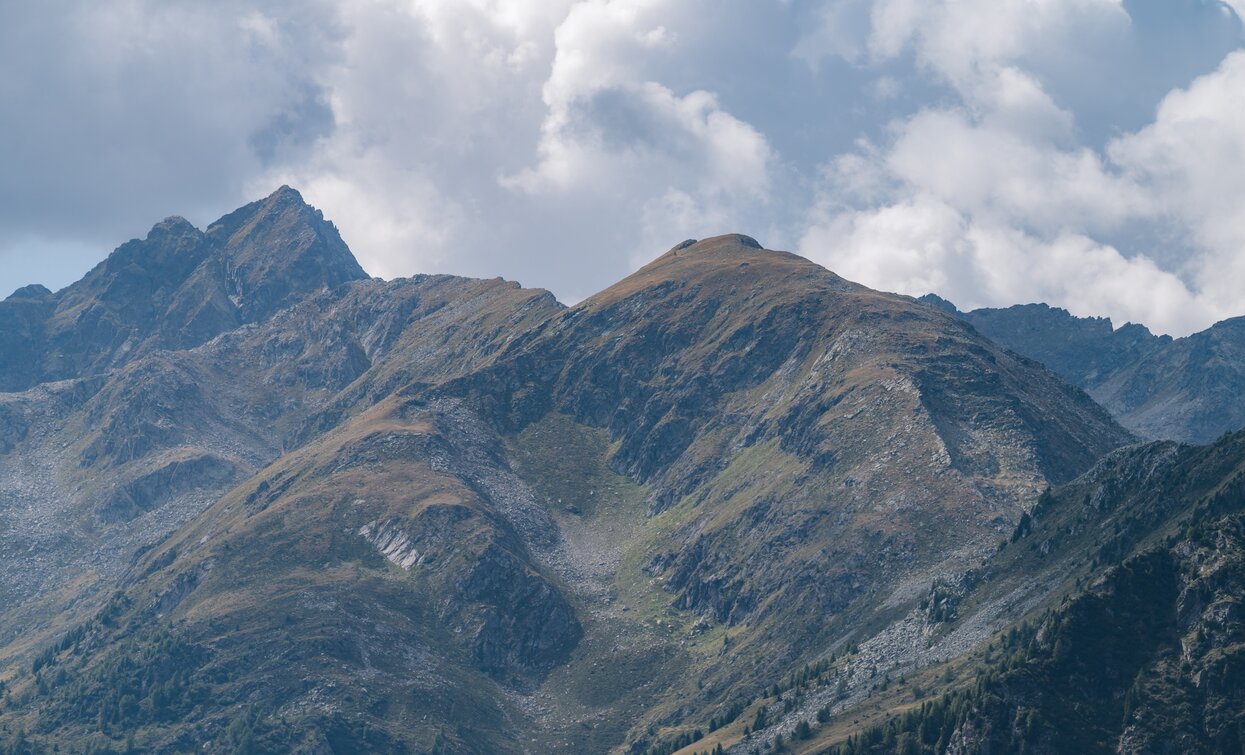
xmin=923 ymin=295 xmax=1245 ymax=445
xmin=0 ymin=188 xmax=1232 ymax=754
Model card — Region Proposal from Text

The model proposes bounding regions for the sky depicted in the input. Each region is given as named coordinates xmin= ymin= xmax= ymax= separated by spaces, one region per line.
xmin=2 ymin=0 xmax=1244 ymax=336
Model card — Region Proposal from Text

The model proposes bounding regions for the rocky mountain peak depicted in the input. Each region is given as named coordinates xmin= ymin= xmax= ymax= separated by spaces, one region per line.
xmin=106 ymin=215 xmax=208 ymax=268
xmin=267 ymin=183 xmax=305 ymax=204
xmin=586 ymin=233 xmax=857 ymax=316
xmin=147 ymin=215 xmax=198 ymax=236
xmin=205 ymin=185 xmax=368 ymax=319
xmin=931 ymin=297 xmax=1245 ymax=442
xmin=917 ymin=292 xmax=958 ymax=313
xmin=69 ymin=217 xmax=212 ymax=307
xmin=205 ymin=185 xmax=343 ymax=257
xmin=0 ymin=188 xmax=370 ymax=391
xmin=659 ymin=233 xmax=764 ymax=261
xmin=680 ymin=232 xmax=764 ymax=251
xmin=5 ymin=283 xmax=52 ymax=302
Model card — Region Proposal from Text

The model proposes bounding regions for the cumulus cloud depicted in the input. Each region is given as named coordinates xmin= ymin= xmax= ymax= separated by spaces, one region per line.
xmin=798 ymin=0 xmax=1245 ymax=335
xmin=1108 ymin=50 xmax=1245 ymax=311
xmin=2 ymin=0 xmax=1244 ymax=334
xmin=864 ymin=0 xmax=1130 ymax=89
xmin=803 ymin=198 xmax=1220 ymax=332
xmin=253 ymin=0 xmax=561 ymax=277
xmin=261 ymin=0 xmax=785 ymax=298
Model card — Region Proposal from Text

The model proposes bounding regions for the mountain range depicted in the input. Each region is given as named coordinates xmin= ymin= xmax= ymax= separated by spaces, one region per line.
xmin=0 ymin=188 xmax=1240 ymax=754
xmin=921 ymin=294 xmax=1245 ymax=445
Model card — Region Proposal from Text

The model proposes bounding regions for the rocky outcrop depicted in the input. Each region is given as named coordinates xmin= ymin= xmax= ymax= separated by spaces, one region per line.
xmin=360 ymin=517 xmax=424 ymax=569
xmin=97 ymin=453 xmax=240 ymax=523
xmin=0 ymin=398 xmax=28 ymax=454
xmin=360 ymin=459 xmax=581 ymax=682
xmin=0 ymin=284 xmax=55 ymax=392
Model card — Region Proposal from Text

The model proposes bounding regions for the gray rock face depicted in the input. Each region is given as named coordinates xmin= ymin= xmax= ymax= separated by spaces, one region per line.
xmin=358 ymin=474 xmax=583 ymax=682
xmin=0 ymin=286 xmax=55 ymax=391
xmin=0 ymin=399 xmax=28 ymax=455
xmin=96 ymin=453 xmax=240 ymax=523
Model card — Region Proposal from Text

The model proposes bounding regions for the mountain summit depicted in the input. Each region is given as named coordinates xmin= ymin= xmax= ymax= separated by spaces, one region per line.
xmin=0 ymin=187 xmax=368 ymax=392
xmin=205 ymin=185 xmax=367 ymax=319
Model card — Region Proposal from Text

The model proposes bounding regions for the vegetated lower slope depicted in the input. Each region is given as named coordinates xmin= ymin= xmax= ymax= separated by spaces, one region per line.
xmin=710 ymin=429 xmax=1245 ymax=755
xmin=0 ymin=204 xmax=1135 ymax=754
xmin=922 ymin=295 xmax=1245 ymax=444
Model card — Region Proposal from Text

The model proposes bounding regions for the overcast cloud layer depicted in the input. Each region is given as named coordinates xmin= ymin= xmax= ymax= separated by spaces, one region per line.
xmin=2 ymin=0 xmax=1243 ymax=335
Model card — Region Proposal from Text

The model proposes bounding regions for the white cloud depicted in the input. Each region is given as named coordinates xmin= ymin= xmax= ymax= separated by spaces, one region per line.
xmin=801 ymin=198 xmax=1221 ymax=334
xmin=792 ymin=0 xmax=872 ymax=67
xmin=506 ymin=83 xmax=771 ymax=198
xmin=1108 ymin=50 xmax=1245 ymax=311
xmin=250 ymin=0 xmax=563 ymax=278
xmin=864 ymin=0 xmax=1130 ymax=91
xmin=796 ymin=1 xmax=1245 ymax=336
xmin=884 ymin=104 xmax=1143 ymax=234
xmin=506 ymin=0 xmax=772 ymax=200
xmin=1224 ymin=1 xmax=1245 ymax=21
xmin=801 ymin=197 xmax=969 ymax=297
xmin=798 ymin=96 xmax=1223 ymax=333
xmin=500 ymin=0 xmax=777 ymax=272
